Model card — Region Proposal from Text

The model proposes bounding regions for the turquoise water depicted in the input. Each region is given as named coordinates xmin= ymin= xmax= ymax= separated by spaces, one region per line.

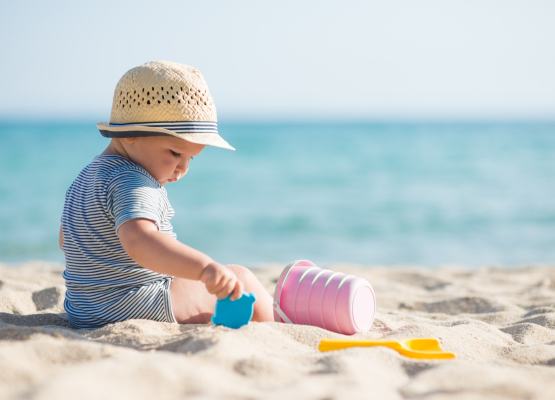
xmin=1 ymin=120 xmax=554 ymax=267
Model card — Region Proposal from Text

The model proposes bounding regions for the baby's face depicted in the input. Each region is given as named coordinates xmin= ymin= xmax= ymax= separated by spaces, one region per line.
xmin=120 ymin=136 xmax=205 ymax=185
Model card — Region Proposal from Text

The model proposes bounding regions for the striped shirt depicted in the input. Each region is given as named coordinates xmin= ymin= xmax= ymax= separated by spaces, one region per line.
xmin=61 ymin=154 xmax=177 ymax=328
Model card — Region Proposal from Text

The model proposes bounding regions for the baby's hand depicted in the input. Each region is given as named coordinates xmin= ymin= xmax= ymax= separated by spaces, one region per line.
xmin=200 ymin=262 xmax=243 ymax=300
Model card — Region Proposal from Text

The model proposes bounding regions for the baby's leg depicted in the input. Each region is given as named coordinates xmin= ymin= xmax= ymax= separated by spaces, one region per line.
xmin=170 ymin=277 xmax=216 ymax=324
xmin=228 ymin=264 xmax=275 ymax=322
xmin=170 ymin=264 xmax=275 ymax=324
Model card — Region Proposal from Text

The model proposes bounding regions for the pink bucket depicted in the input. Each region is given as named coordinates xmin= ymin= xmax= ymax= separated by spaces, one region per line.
xmin=273 ymin=260 xmax=376 ymax=335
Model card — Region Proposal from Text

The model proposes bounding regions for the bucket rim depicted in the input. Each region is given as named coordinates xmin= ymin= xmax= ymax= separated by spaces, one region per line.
xmin=272 ymin=259 xmax=316 ymax=323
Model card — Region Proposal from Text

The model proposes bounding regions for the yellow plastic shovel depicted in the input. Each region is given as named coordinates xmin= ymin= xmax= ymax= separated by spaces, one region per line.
xmin=318 ymin=337 xmax=456 ymax=360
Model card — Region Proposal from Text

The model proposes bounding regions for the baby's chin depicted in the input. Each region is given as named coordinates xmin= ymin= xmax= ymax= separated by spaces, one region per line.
xmin=163 ymin=173 xmax=183 ymax=185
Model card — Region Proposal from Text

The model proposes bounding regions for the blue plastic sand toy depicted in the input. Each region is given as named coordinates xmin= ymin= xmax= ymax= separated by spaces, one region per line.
xmin=211 ymin=292 xmax=257 ymax=329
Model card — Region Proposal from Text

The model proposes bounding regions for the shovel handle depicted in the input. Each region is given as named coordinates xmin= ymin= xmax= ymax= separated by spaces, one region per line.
xmin=318 ymin=339 xmax=400 ymax=352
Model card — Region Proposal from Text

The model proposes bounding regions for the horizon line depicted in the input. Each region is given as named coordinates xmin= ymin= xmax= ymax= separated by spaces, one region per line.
xmin=1 ymin=116 xmax=554 ymax=125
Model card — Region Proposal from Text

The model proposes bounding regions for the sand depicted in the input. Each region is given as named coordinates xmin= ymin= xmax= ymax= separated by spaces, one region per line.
xmin=1 ymin=261 xmax=554 ymax=400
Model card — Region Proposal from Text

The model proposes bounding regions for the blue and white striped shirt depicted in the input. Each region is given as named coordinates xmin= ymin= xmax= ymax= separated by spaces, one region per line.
xmin=61 ymin=154 xmax=177 ymax=328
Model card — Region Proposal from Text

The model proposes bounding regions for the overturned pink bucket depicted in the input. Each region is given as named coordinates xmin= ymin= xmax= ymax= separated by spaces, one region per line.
xmin=273 ymin=260 xmax=376 ymax=335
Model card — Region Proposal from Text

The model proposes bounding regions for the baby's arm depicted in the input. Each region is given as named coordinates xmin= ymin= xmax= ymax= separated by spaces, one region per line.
xmin=118 ymin=218 xmax=210 ymax=279
xmin=117 ymin=218 xmax=242 ymax=299
xmin=59 ymin=225 xmax=64 ymax=250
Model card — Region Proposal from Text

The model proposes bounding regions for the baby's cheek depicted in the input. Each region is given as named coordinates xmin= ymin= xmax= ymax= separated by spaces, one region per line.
xmin=182 ymin=159 xmax=191 ymax=173
xmin=162 ymin=157 xmax=176 ymax=170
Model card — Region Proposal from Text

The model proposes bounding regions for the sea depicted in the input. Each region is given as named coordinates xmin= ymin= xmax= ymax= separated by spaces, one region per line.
xmin=1 ymin=120 xmax=554 ymax=267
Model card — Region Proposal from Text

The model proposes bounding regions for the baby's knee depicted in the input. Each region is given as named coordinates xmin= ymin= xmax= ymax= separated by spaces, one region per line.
xmin=227 ymin=264 xmax=274 ymax=322
xmin=228 ymin=264 xmax=264 ymax=293
xmin=227 ymin=264 xmax=255 ymax=283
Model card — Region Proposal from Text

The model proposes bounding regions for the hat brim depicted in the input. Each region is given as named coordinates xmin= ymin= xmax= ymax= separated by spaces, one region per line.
xmin=97 ymin=122 xmax=236 ymax=151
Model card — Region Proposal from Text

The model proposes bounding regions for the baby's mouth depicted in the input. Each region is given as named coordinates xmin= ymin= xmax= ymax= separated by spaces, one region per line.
xmin=168 ymin=172 xmax=182 ymax=183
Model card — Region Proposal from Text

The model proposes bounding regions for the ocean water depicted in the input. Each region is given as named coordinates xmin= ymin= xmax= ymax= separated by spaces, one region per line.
xmin=0 ymin=120 xmax=554 ymax=267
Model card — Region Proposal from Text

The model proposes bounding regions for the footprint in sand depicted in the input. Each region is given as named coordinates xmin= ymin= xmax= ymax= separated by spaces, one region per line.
xmin=516 ymin=313 xmax=555 ymax=329
xmin=390 ymin=272 xmax=451 ymax=291
xmin=310 ymin=355 xmax=345 ymax=375
xmin=411 ymin=297 xmax=506 ymax=314
xmin=234 ymin=357 xmax=287 ymax=378
xmin=522 ymin=307 xmax=555 ymax=318
xmin=401 ymin=362 xmax=437 ymax=377
xmin=32 ymin=287 xmax=61 ymax=311
xmin=501 ymin=322 xmax=555 ymax=345
xmin=0 ymin=312 xmax=69 ymax=327
xmin=157 ymin=335 xmax=218 ymax=354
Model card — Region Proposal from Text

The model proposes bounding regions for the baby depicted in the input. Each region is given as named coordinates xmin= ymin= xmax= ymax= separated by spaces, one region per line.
xmin=59 ymin=60 xmax=275 ymax=328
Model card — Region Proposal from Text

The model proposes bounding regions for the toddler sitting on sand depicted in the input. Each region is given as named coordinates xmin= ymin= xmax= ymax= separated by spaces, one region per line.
xmin=59 ymin=60 xmax=274 ymax=328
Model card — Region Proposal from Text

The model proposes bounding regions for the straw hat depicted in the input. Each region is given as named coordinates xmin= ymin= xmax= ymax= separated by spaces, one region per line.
xmin=97 ymin=60 xmax=235 ymax=151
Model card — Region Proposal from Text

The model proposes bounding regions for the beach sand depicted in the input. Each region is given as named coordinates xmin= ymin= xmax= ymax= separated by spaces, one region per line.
xmin=1 ymin=262 xmax=554 ymax=400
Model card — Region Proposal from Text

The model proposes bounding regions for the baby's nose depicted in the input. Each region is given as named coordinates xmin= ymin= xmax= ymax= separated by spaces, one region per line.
xmin=177 ymin=157 xmax=190 ymax=172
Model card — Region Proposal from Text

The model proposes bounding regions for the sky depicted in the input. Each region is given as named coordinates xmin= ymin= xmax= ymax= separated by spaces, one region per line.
xmin=0 ymin=0 xmax=554 ymax=120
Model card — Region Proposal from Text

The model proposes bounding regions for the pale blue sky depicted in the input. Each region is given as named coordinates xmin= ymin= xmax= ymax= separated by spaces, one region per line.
xmin=0 ymin=0 xmax=554 ymax=120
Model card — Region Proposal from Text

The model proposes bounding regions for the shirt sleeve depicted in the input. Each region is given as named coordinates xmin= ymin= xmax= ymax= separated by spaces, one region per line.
xmin=106 ymin=168 xmax=164 ymax=233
